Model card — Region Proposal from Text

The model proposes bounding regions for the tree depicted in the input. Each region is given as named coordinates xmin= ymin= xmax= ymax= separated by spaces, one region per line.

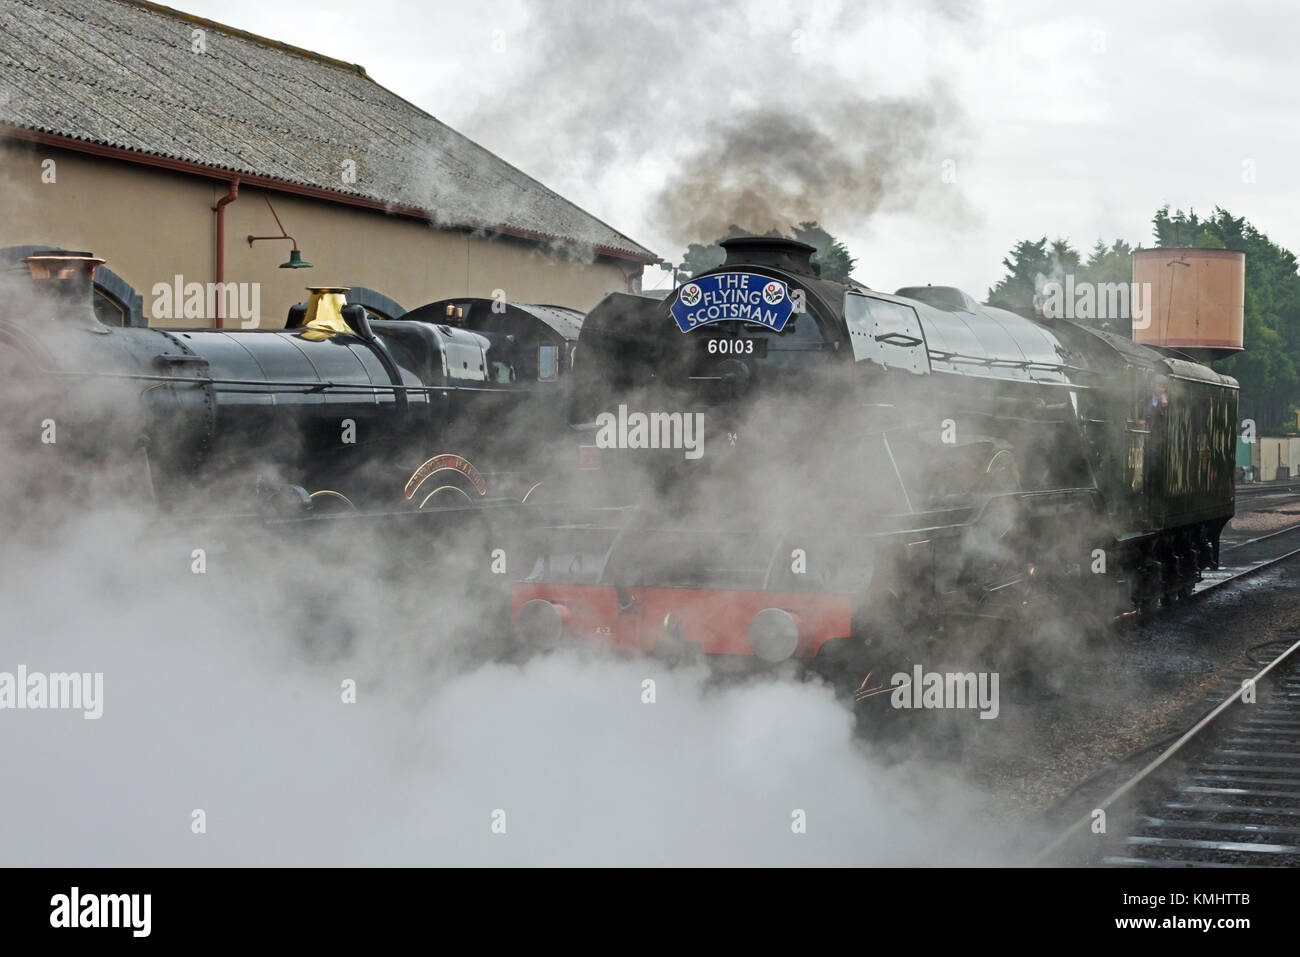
xmin=1080 ymin=239 xmax=1135 ymax=332
xmin=679 ymin=241 xmax=726 ymax=279
xmin=1152 ymin=206 xmax=1204 ymax=248
xmin=991 ymin=208 xmax=1300 ymax=429
xmin=791 ymin=222 xmax=856 ymax=283
xmin=1161 ymin=206 xmax=1300 ymax=428
xmin=986 ymin=237 xmax=1052 ymax=312
xmin=1084 ymin=238 xmax=1133 ymax=287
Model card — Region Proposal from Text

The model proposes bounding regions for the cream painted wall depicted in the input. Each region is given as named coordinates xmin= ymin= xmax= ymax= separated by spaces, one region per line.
xmin=0 ymin=142 xmax=213 ymax=318
xmin=0 ymin=141 xmax=644 ymax=329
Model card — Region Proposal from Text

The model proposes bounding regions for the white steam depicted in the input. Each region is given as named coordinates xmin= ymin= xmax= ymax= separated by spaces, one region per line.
xmin=0 ymin=506 xmax=1014 ymax=866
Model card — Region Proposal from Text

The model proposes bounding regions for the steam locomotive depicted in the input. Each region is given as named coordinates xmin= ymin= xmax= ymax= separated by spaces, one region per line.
xmin=0 ymin=240 xmax=1241 ymax=673
xmin=0 ymin=250 xmax=579 ymax=515
xmin=511 ymin=237 xmax=1239 ymax=669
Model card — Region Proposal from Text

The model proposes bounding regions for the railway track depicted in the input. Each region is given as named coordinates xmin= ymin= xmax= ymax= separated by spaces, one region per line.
xmin=1035 ymin=549 xmax=1300 ymax=868
xmin=1191 ymin=521 xmax=1300 ymax=598
xmin=1030 ymin=508 xmax=1300 ymax=865
xmin=1219 ymin=485 xmax=1300 ymax=544
xmin=1234 ymin=482 xmax=1300 ymax=498
xmin=1101 ymin=638 xmax=1300 ymax=867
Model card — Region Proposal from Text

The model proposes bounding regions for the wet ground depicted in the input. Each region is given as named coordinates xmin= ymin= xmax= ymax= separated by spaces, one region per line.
xmin=859 ymin=497 xmax=1300 ymax=861
xmin=965 ymin=562 xmax=1300 ymax=810
xmin=1225 ymin=485 xmax=1300 ymax=541
xmin=977 ymin=582 xmax=1294 ymax=858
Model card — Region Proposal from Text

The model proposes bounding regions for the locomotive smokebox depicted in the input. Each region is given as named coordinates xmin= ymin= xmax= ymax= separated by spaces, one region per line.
xmin=720 ymin=236 xmax=820 ymax=278
xmin=18 ymin=250 xmax=108 ymax=333
xmin=1132 ymin=247 xmax=1244 ymax=357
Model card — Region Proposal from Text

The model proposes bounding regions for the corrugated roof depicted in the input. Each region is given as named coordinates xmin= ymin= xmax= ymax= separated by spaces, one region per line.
xmin=0 ymin=0 xmax=657 ymax=262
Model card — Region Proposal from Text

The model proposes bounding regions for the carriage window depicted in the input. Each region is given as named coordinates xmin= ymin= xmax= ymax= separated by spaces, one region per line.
xmin=538 ymin=344 xmax=559 ymax=381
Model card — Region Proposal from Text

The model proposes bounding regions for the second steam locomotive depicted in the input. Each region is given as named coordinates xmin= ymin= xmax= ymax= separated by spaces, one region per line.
xmin=0 ymin=250 xmax=580 ymax=515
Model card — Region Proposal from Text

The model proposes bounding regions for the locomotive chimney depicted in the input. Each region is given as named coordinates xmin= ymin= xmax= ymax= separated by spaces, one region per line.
xmin=19 ymin=250 xmax=109 ymax=333
xmin=719 ymin=237 xmax=821 ymax=278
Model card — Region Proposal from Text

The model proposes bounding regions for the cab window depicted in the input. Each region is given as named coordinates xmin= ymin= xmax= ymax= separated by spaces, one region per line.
xmin=538 ymin=344 xmax=560 ymax=381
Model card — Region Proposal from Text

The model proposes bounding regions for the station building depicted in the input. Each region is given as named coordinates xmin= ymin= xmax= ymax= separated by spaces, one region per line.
xmin=0 ymin=0 xmax=657 ymax=328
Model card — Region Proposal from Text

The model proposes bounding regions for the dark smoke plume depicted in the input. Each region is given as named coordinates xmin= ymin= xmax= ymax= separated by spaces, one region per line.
xmin=461 ymin=0 xmax=976 ymax=249
xmin=655 ymin=89 xmax=970 ymax=243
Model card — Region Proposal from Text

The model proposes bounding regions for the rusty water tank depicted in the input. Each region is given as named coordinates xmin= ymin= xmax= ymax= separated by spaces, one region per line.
xmin=1132 ymin=247 xmax=1244 ymax=353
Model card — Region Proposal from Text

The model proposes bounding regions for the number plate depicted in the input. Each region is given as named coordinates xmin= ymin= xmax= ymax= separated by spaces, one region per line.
xmin=700 ymin=337 xmax=767 ymax=359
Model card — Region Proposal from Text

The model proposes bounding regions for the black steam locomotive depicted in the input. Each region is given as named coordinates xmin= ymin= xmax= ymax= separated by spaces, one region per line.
xmin=513 ymin=237 xmax=1238 ymax=662
xmin=0 ymin=250 xmax=579 ymax=515
xmin=0 ymin=240 xmax=1241 ymax=666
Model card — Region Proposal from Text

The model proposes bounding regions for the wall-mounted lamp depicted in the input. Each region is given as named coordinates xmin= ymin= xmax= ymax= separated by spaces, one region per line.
xmin=247 ymin=194 xmax=313 ymax=268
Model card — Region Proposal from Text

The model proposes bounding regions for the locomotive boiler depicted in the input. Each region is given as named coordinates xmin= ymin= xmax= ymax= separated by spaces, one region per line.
xmin=0 ymin=250 xmax=577 ymax=515
xmin=511 ymin=236 xmax=1239 ymax=669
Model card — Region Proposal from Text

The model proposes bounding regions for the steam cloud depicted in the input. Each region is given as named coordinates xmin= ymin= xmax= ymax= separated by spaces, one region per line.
xmin=0 ymin=232 xmax=1125 ymax=868
xmin=0 ymin=326 xmax=1045 ymax=866
xmin=0 ymin=502 xmax=1019 ymax=866
xmin=0 ymin=0 xmax=1061 ymax=867
xmin=460 ymin=0 xmax=975 ymax=249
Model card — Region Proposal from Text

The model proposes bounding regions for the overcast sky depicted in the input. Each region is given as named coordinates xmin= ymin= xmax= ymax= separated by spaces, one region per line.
xmin=170 ymin=0 xmax=1300 ymax=296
